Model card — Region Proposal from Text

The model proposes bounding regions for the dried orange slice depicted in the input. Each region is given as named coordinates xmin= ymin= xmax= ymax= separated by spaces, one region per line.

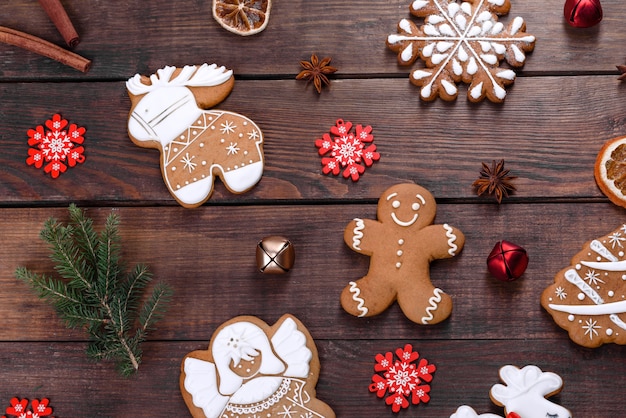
xmin=212 ymin=0 xmax=271 ymax=36
xmin=595 ymin=135 xmax=626 ymax=208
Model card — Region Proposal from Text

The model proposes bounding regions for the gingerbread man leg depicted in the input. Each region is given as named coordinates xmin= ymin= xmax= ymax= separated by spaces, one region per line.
xmin=395 ymin=279 xmax=453 ymax=325
xmin=340 ymin=274 xmax=397 ymax=318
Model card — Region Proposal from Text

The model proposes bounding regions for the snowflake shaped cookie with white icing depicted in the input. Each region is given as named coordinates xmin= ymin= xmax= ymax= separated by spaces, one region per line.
xmin=386 ymin=0 xmax=536 ymax=102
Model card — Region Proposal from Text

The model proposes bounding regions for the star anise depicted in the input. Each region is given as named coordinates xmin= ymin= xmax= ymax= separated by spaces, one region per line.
xmin=472 ymin=159 xmax=517 ymax=204
xmin=296 ymin=54 xmax=338 ymax=94
xmin=617 ymin=64 xmax=626 ymax=81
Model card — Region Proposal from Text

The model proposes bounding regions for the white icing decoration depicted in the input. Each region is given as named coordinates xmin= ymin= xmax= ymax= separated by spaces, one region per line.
xmin=581 ymin=260 xmax=626 ymax=271
xmin=401 ymin=43 xmax=414 ymax=63
xmin=349 ymin=281 xmax=368 ymax=317
xmin=441 ymin=79 xmax=458 ymax=96
xmin=352 ymin=218 xmax=365 ymax=250
xmin=510 ymin=16 xmax=524 ymax=35
xmin=399 ymin=18 xmax=412 ymax=33
xmin=421 ymin=288 xmax=443 ymax=324
xmin=549 ymin=300 xmax=626 ymax=316
xmin=590 ymin=239 xmax=618 ymax=261
xmin=412 ymin=0 xmax=429 ymax=10
xmin=443 ymin=224 xmax=458 ymax=256
xmin=470 ymin=82 xmax=484 ymax=99
xmin=496 ymin=70 xmax=516 ymax=80
xmin=412 ymin=70 xmax=432 ymax=80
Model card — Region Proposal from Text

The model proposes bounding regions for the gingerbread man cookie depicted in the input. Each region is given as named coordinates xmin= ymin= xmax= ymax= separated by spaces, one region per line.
xmin=126 ymin=63 xmax=264 ymax=208
xmin=542 ymin=224 xmax=626 ymax=347
xmin=341 ymin=183 xmax=465 ymax=324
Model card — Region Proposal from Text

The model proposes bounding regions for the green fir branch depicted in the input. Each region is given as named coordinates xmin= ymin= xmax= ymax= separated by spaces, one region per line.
xmin=15 ymin=204 xmax=172 ymax=377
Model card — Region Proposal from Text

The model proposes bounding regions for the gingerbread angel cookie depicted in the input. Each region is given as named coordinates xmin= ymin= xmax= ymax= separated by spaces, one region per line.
xmin=341 ymin=183 xmax=465 ymax=324
xmin=180 ymin=314 xmax=335 ymax=418
xmin=542 ymin=225 xmax=626 ymax=347
xmin=126 ymin=63 xmax=264 ymax=208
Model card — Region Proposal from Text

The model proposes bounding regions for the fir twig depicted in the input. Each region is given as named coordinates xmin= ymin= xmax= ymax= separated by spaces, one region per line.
xmin=15 ymin=204 xmax=173 ymax=376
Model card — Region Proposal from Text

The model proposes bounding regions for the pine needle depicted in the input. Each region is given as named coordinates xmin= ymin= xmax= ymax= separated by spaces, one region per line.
xmin=15 ymin=204 xmax=172 ymax=377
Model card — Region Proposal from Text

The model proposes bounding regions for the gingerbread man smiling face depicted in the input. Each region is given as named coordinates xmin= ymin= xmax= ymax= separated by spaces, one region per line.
xmin=341 ymin=183 xmax=465 ymax=324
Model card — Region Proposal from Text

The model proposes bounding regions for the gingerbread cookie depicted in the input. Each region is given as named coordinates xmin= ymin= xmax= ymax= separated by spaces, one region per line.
xmin=341 ymin=183 xmax=465 ymax=324
xmin=126 ymin=63 xmax=264 ymax=208
xmin=542 ymin=225 xmax=626 ymax=347
xmin=451 ymin=365 xmax=571 ymax=418
xmin=180 ymin=314 xmax=335 ymax=418
xmin=386 ymin=0 xmax=536 ymax=102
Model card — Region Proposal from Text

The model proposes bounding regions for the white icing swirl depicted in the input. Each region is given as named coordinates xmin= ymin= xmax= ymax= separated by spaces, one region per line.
xmin=352 ymin=218 xmax=365 ymax=250
xmin=348 ymin=281 xmax=368 ymax=317
xmin=443 ymin=224 xmax=458 ymax=256
xmin=421 ymin=288 xmax=443 ymax=324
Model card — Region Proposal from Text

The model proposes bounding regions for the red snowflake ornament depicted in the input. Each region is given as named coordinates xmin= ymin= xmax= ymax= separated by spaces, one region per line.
xmin=369 ymin=344 xmax=436 ymax=413
xmin=2 ymin=397 xmax=54 ymax=418
xmin=26 ymin=114 xmax=86 ymax=178
xmin=315 ymin=119 xmax=380 ymax=181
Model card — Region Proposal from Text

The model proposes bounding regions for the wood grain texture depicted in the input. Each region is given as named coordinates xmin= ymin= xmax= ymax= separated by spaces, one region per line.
xmin=1 ymin=76 xmax=625 ymax=204
xmin=1 ymin=0 xmax=625 ymax=416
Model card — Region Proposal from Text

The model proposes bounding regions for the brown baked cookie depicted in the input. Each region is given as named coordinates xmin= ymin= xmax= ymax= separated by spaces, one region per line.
xmin=542 ymin=225 xmax=626 ymax=347
xmin=341 ymin=183 xmax=465 ymax=324
xmin=126 ymin=63 xmax=264 ymax=208
xmin=180 ymin=314 xmax=335 ymax=418
xmin=386 ymin=0 xmax=535 ymax=102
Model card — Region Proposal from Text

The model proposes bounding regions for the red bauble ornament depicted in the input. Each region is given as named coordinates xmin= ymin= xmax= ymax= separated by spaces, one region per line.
xmin=564 ymin=0 xmax=602 ymax=28
xmin=487 ymin=241 xmax=529 ymax=282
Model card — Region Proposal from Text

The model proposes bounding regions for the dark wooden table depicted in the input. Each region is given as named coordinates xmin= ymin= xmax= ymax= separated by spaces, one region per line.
xmin=1 ymin=1 xmax=625 ymax=416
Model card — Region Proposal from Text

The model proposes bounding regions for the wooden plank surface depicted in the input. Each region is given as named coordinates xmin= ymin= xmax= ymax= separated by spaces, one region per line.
xmin=1 ymin=0 xmax=626 ymax=417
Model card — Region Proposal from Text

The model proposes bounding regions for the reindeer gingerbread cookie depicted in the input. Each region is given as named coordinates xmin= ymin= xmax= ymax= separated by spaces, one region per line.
xmin=126 ymin=63 xmax=264 ymax=208
xmin=450 ymin=365 xmax=571 ymax=418
xmin=180 ymin=314 xmax=335 ymax=418
xmin=341 ymin=183 xmax=465 ymax=324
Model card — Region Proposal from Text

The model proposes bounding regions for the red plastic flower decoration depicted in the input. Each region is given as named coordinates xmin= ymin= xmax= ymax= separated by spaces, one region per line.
xmin=26 ymin=113 xmax=86 ymax=178
xmin=315 ymin=119 xmax=380 ymax=181
xmin=2 ymin=397 xmax=54 ymax=418
xmin=369 ymin=344 xmax=436 ymax=413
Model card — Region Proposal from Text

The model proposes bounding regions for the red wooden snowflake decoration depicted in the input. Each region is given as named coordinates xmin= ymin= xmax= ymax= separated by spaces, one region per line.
xmin=26 ymin=113 xmax=86 ymax=178
xmin=315 ymin=119 xmax=380 ymax=181
xmin=369 ymin=344 xmax=436 ymax=413
xmin=2 ymin=397 xmax=54 ymax=418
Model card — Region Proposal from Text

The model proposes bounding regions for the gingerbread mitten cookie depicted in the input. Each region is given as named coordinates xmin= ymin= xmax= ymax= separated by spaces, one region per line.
xmin=180 ymin=314 xmax=335 ymax=418
xmin=341 ymin=183 xmax=465 ymax=324
xmin=542 ymin=225 xmax=626 ymax=347
xmin=126 ymin=63 xmax=264 ymax=208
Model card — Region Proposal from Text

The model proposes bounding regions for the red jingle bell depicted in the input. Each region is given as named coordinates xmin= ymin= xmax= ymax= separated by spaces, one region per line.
xmin=487 ymin=241 xmax=528 ymax=282
xmin=564 ymin=0 xmax=602 ymax=28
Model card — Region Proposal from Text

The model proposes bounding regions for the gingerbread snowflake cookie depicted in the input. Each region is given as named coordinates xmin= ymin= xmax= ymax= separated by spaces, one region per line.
xmin=542 ymin=225 xmax=626 ymax=348
xmin=180 ymin=314 xmax=335 ymax=418
xmin=126 ymin=64 xmax=264 ymax=208
xmin=341 ymin=183 xmax=465 ymax=324
xmin=386 ymin=0 xmax=536 ymax=102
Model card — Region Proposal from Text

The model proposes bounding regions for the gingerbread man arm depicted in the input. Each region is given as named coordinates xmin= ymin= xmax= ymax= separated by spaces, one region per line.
xmin=344 ymin=218 xmax=384 ymax=255
xmin=422 ymin=224 xmax=465 ymax=261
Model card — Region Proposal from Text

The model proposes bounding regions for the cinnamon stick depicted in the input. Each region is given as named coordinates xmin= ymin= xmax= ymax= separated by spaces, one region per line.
xmin=38 ymin=0 xmax=80 ymax=48
xmin=0 ymin=26 xmax=90 ymax=73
